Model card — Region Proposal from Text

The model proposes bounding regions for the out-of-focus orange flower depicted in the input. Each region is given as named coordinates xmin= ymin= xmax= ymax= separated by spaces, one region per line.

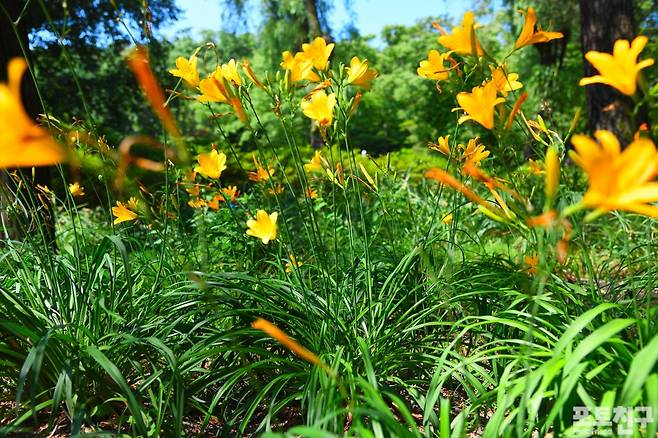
xmin=524 ymin=254 xmax=539 ymax=275
xmin=127 ymin=46 xmax=180 ymax=138
xmin=437 ymin=12 xmax=484 ymax=56
xmin=580 ymin=36 xmax=654 ymax=96
xmin=417 ymin=50 xmax=452 ymax=81
xmin=455 ymin=81 xmax=505 ymax=130
xmin=514 ymin=7 xmax=564 ymax=50
xmin=252 ymin=318 xmax=330 ymax=373
xmin=221 ymin=185 xmax=239 ymax=203
xmin=571 ymin=130 xmax=658 ymax=218
xmin=0 ymin=58 xmax=65 ymax=168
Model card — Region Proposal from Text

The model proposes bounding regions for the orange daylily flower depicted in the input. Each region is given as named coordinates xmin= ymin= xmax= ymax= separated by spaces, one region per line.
xmin=429 ymin=135 xmax=451 ymax=156
xmin=301 ymin=91 xmax=336 ymax=127
xmin=68 ymin=182 xmax=85 ymax=197
xmin=194 ymin=149 xmax=227 ymax=179
xmin=417 ymin=50 xmax=452 ymax=81
xmin=242 ymin=59 xmax=266 ymax=89
xmin=169 ymin=54 xmax=199 ymax=87
xmin=460 ymin=138 xmax=490 ymax=166
xmin=455 ymin=81 xmax=505 ymax=130
xmin=580 ymin=36 xmax=654 ymax=96
xmin=514 ymin=7 xmax=564 ymax=50
xmin=346 ymin=56 xmax=378 ymax=89
xmin=437 ymin=12 xmax=484 ymax=56
xmin=490 ymin=65 xmax=523 ymax=96
xmin=248 ymin=154 xmax=275 ymax=182
xmin=300 ymin=37 xmax=334 ymax=71
xmin=304 ymin=150 xmax=326 ymax=172
xmin=112 ymin=201 xmax=139 ymax=224
xmin=571 ymin=130 xmax=658 ymax=218
xmin=0 ymin=58 xmax=65 ymax=168
xmin=246 ymin=209 xmax=278 ymax=244
xmin=305 ymin=187 xmax=318 ymax=199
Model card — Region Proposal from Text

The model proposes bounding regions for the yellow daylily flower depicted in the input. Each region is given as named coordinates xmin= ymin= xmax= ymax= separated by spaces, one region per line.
xmin=285 ymin=254 xmax=304 ymax=272
xmin=490 ymin=65 xmax=523 ymax=96
xmin=0 ymin=58 xmax=65 ymax=168
xmin=570 ymin=130 xmax=658 ymax=218
xmin=580 ymin=36 xmax=654 ymax=96
xmin=437 ymin=12 xmax=484 ymax=56
xmin=68 ymin=182 xmax=85 ymax=197
xmin=461 ymin=138 xmax=490 ymax=166
xmin=221 ymin=185 xmax=239 ymax=203
xmin=428 ymin=135 xmax=451 ymax=156
xmin=346 ymin=56 xmax=378 ymax=89
xmin=221 ymin=59 xmax=242 ymax=86
xmin=300 ymin=37 xmax=334 ymax=71
xmin=194 ymin=149 xmax=227 ymax=179
xmin=281 ymin=51 xmax=320 ymax=82
xmin=304 ymin=150 xmax=326 ymax=172
xmin=417 ymin=50 xmax=451 ymax=81
xmin=169 ymin=55 xmax=199 ymax=87
xmin=301 ymin=91 xmax=336 ymax=127
xmin=112 ymin=201 xmax=138 ymax=224
xmin=514 ymin=7 xmax=564 ymax=50
xmin=246 ymin=209 xmax=278 ymax=244
xmin=268 ymin=183 xmax=285 ymax=195
xmin=188 ymin=198 xmax=206 ymax=209
xmin=127 ymin=196 xmax=140 ymax=211
xmin=248 ymin=154 xmax=275 ymax=182
xmin=198 ymin=71 xmax=230 ymax=103
xmin=455 ymin=81 xmax=505 ymax=130
xmin=305 ymin=187 xmax=318 ymax=199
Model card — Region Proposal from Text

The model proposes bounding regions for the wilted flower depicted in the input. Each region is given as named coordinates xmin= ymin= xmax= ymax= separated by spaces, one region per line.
xmin=112 ymin=201 xmax=138 ymax=224
xmin=301 ymin=91 xmax=336 ymax=127
xmin=68 ymin=182 xmax=85 ymax=197
xmin=455 ymin=81 xmax=505 ymax=130
xmin=580 ymin=36 xmax=654 ymax=96
xmin=417 ymin=50 xmax=451 ymax=81
xmin=437 ymin=12 xmax=484 ymax=56
xmin=0 ymin=58 xmax=65 ymax=168
xmin=195 ymin=149 xmax=227 ymax=179
xmin=571 ymin=130 xmax=658 ymax=218
xmin=169 ymin=54 xmax=199 ymax=87
xmin=514 ymin=7 xmax=564 ymax=49
xmin=346 ymin=56 xmax=378 ymax=89
xmin=246 ymin=209 xmax=278 ymax=244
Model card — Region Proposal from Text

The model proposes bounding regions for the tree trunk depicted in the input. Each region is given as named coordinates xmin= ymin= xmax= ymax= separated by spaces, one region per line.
xmin=302 ymin=0 xmax=327 ymax=40
xmin=579 ymin=0 xmax=636 ymax=140
xmin=0 ymin=1 xmax=56 ymax=245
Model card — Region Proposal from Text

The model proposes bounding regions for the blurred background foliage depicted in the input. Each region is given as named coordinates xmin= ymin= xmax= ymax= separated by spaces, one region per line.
xmin=18 ymin=0 xmax=658 ymax=158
